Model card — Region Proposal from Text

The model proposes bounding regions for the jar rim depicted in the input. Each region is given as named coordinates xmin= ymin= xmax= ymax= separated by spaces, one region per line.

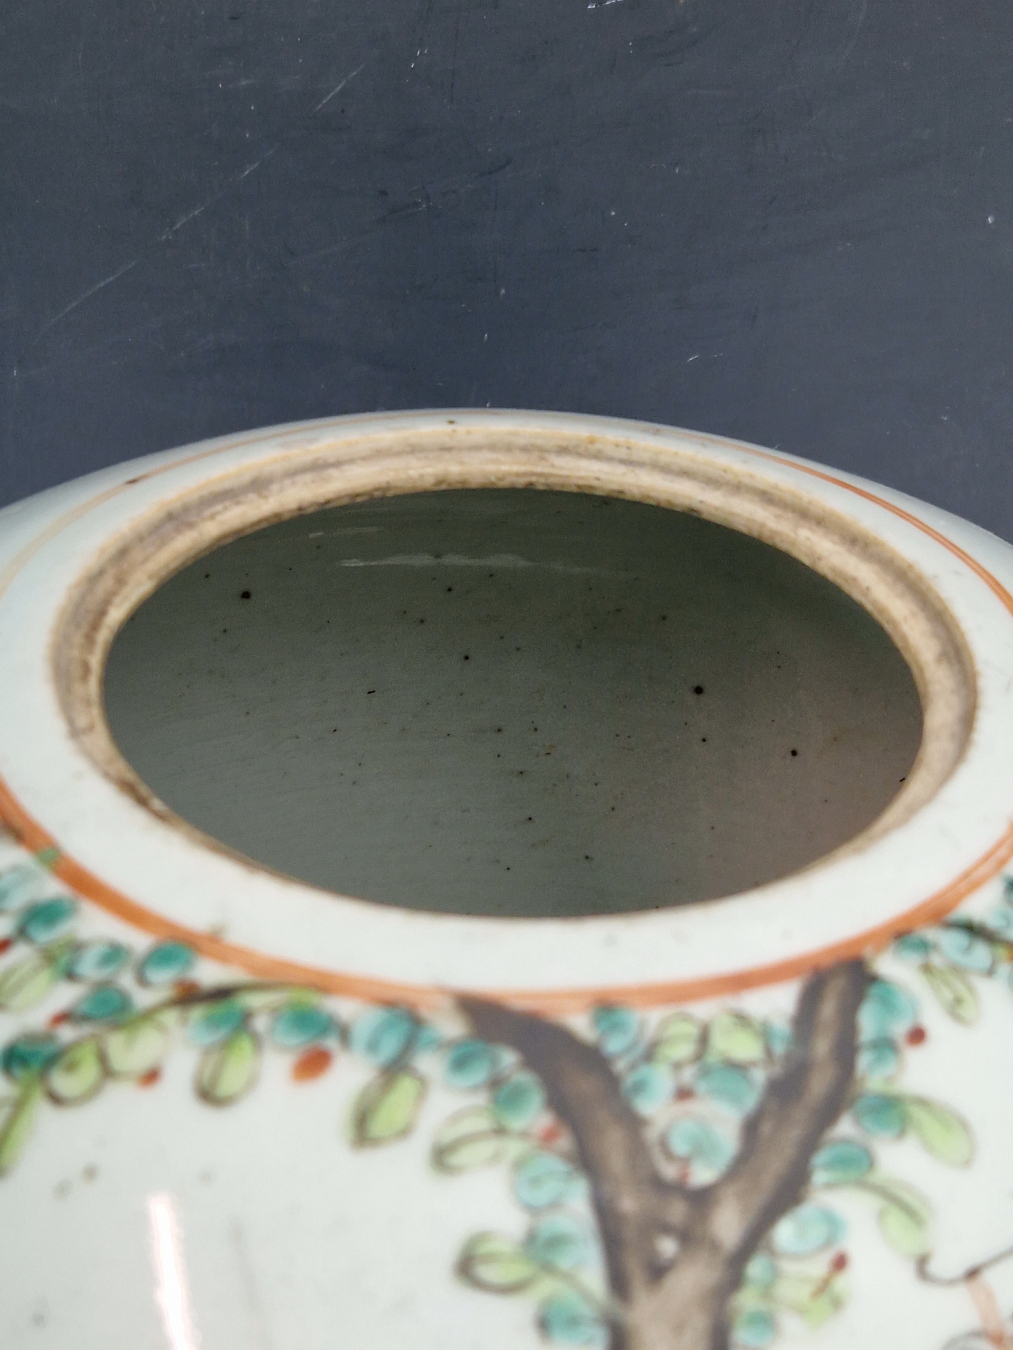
xmin=0 ymin=410 xmax=1006 ymax=1011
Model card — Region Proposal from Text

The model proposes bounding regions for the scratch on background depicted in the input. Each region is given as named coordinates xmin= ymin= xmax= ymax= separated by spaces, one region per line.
xmin=38 ymin=258 xmax=140 ymax=336
xmin=19 ymin=63 xmax=368 ymax=361
xmin=313 ymin=60 xmax=367 ymax=112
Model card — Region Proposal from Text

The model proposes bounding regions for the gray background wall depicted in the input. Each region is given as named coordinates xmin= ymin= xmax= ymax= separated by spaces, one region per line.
xmin=2 ymin=0 xmax=1010 ymax=534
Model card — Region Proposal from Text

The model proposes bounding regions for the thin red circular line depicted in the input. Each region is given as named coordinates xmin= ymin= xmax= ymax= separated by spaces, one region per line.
xmin=0 ymin=429 xmax=1010 ymax=1013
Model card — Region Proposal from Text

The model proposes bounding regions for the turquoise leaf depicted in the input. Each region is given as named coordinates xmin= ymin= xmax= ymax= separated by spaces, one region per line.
xmin=137 ymin=941 xmax=196 ymax=986
xmin=525 ymin=1214 xmax=592 ymax=1271
xmin=17 ymin=898 xmax=77 ymax=944
xmin=857 ymin=1038 xmax=900 ymax=1081
xmin=68 ymin=942 xmax=131 ymax=981
xmin=591 ymin=1005 xmax=640 ymax=1056
xmin=694 ymin=1063 xmax=761 ymax=1116
xmin=622 ymin=1062 xmax=674 ymax=1116
xmin=858 ymin=981 xmax=917 ymax=1040
xmin=349 ymin=1007 xmax=417 ymax=1066
xmin=0 ymin=865 xmax=47 ymax=911
xmin=809 ymin=1138 xmax=873 ymax=1186
xmin=71 ymin=983 xmax=133 ymax=1023
xmin=445 ymin=1039 xmax=500 ymax=1089
xmin=732 ymin=1307 xmax=777 ymax=1348
xmin=852 ymin=1092 xmax=906 ymax=1138
xmin=187 ymin=1000 xmax=246 ymax=1047
xmin=764 ymin=1023 xmax=793 ymax=1057
xmin=2 ymin=1034 xmax=61 ymax=1079
xmin=771 ymin=1204 xmax=845 ymax=1256
xmin=492 ymin=1072 xmax=546 ymax=1130
xmin=513 ymin=1152 xmax=583 ymax=1209
xmin=742 ymin=1252 xmax=777 ymax=1292
xmin=987 ymin=905 xmax=1013 ymax=937
xmin=665 ymin=1117 xmax=735 ymax=1175
xmin=270 ymin=1004 xmax=335 ymax=1049
xmin=538 ymin=1290 xmax=607 ymax=1346
xmin=893 ymin=933 xmax=933 ymax=962
xmin=936 ymin=926 xmax=993 ymax=973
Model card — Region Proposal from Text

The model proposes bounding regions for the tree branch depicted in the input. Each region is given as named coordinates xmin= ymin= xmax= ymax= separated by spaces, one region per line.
xmin=695 ymin=960 xmax=870 ymax=1266
xmin=460 ymin=996 xmax=699 ymax=1308
xmin=462 ymin=959 xmax=870 ymax=1350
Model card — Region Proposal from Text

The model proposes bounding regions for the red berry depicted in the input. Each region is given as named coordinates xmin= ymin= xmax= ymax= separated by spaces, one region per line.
xmin=292 ymin=1046 xmax=333 ymax=1081
xmin=173 ymin=980 xmax=202 ymax=999
xmin=138 ymin=1068 xmax=162 ymax=1088
xmin=906 ymin=1025 xmax=927 ymax=1046
xmin=48 ymin=1010 xmax=70 ymax=1028
xmin=830 ymin=1251 xmax=848 ymax=1272
xmin=676 ymin=1085 xmax=695 ymax=1101
xmin=537 ymin=1120 xmax=564 ymax=1146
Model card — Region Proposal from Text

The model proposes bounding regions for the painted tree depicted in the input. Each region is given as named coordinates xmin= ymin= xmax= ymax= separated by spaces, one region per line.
xmin=0 ymin=836 xmax=1012 ymax=1350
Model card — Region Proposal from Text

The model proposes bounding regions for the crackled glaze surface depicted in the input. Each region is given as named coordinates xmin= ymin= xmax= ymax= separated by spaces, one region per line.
xmin=1 ymin=412 xmax=1012 ymax=1350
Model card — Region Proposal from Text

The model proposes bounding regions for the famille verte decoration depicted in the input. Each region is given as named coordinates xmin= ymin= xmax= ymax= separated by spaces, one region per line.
xmin=1 ymin=830 xmax=1012 ymax=1350
xmin=3 ymin=411 xmax=1013 ymax=1349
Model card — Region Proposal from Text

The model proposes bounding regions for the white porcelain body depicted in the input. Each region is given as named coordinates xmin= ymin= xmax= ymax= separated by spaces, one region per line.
xmin=0 ymin=410 xmax=1011 ymax=1350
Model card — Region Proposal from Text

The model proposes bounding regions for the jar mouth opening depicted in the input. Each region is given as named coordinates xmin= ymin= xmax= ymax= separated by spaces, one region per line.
xmin=51 ymin=419 xmax=976 ymax=920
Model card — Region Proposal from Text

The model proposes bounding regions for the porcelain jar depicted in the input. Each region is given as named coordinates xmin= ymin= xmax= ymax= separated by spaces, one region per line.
xmin=0 ymin=410 xmax=1011 ymax=1350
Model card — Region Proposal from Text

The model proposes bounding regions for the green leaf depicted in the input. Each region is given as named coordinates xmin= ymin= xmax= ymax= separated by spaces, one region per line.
xmin=773 ymin=1272 xmax=847 ymax=1329
xmin=651 ymin=1011 xmax=703 ymax=1065
xmin=102 ymin=1012 xmax=175 ymax=1078
xmin=902 ymin=1096 xmax=974 ymax=1167
xmin=0 ymin=1079 xmax=43 ymax=1174
xmin=45 ymin=1038 xmax=105 ymax=1104
xmin=0 ymin=940 xmax=73 ymax=1011
xmin=353 ymin=1069 xmax=425 ymax=1146
xmin=432 ymin=1106 xmax=511 ymax=1173
xmin=196 ymin=1028 xmax=260 ymax=1106
xmin=457 ymin=1232 xmax=540 ymax=1293
xmin=879 ymin=1198 xmax=931 ymax=1256
xmin=707 ymin=1010 xmax=766 ymax=1065
xmin=232 ymin=985 xmax=310 ymax=1013
xmin=920 ymin=964 xmax=978 ymax=1025
xmin=852 ymin=1174 xmax=933 ymax=1257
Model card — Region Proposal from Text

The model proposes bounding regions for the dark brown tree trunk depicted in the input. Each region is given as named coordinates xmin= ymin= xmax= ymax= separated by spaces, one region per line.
xmin=462 ymin=959 xmax=869 ymax=1350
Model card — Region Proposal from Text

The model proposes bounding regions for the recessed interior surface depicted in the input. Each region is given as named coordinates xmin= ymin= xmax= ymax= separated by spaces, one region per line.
xmin=102 ymin=489 xmax=923 ymax=917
